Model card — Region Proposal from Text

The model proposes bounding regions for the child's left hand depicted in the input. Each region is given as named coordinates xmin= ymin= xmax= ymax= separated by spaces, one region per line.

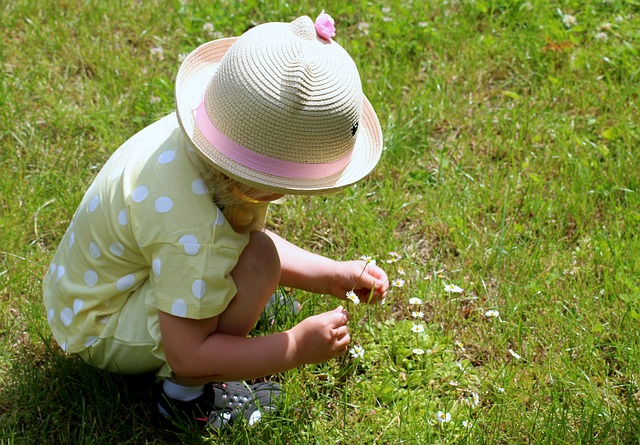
xmin=331 ymin=260 xmax=389 ymax=304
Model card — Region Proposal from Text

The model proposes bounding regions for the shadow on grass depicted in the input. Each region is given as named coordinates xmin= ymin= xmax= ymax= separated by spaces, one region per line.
xmin=0 ymin=339 xmax=311 ymax=444
xmin=0 ymin=341 xmax=208 ymax=444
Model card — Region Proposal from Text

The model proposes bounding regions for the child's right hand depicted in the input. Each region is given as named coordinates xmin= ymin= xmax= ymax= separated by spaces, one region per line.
xmin=289 ymin=306 xmax=350 ymax=365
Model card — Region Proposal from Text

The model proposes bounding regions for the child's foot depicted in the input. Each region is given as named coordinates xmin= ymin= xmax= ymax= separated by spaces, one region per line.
xmin=157 ymin=381 xmax=281 ymax=429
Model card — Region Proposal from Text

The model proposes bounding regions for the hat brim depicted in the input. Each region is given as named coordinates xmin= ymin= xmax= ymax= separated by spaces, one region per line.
xmin=175 ymin=38 xmax=383 ymax=195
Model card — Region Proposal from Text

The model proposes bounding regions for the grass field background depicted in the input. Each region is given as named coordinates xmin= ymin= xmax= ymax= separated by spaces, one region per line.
xmin=1 ymin=0 xmax=639 ymax=443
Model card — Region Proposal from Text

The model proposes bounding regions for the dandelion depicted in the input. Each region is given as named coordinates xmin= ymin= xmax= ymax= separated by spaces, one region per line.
xmin=346 ymin=290 xmax=360 ymax=305
xmin=412 ymin=348 xmax=425 ymax=355
xmin=349 ymin=345 xmax=365 ymax=359
xmin=408 ymin=297 xmax=423 ymax=305
xmin=411 ymin=311 xmax=424 ymax=318
xmin=391 ymin=278 xmax=405 ymax=287
xmin=444 ymin=283 xmax=463 ymax=293
xmin=436 ymin=411 xmax=452 ymax=423
xmin=562 ymin=13 xmax=577 ymax=28
xmin=411 ymin=324 xmax=425 ymax=333
xmin=508 ymin=348 xmax=522 ymax=360
xmin=485 ymin=309 xmax=500 ymax=318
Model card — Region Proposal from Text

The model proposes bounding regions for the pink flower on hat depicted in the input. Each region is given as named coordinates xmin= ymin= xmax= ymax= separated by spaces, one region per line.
xmin=315 ymin=10 xmax=335 ymax=40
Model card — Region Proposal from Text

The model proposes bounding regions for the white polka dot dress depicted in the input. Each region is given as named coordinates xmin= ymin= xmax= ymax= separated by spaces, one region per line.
xmin=42 ymin=113 xmax=250 ymax=355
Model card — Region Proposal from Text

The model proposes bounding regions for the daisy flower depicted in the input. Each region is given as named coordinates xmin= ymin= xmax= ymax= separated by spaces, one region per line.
xmin=346 ymin=290 xmax=360 ymax=305
xmin=412 ymin=348 xmax=425 ymax=355
xmin=397 ymin=267 xmax=406 ymax=276
xmin=562 ymin=13 xmax=577 ymax=27
xmin=391 ymin=278 xmax=405 ymax=287
xmin=349 ymin=345 xmax=365 ymax=359
xmin=436 ymin=411 xmax=452 ymax=423
xmin=485 ymin=309 xmax=500 ymax=318
xmin=444 ymin=283 xmax=463 ymax=293
xmin=386 ymin=251 xmax=402 ymax=263
xmin=411 ymin=324 xmax=425 ymax=333
xmin=360 ymin=255 xmax=376 ymax=265
xmin=408 ymin=297 xmax=423 ymax=305
xmin=411 ymin=311 xmax=424 ymax=318
xmin=149 ymin=46 xmax=164 ymax=60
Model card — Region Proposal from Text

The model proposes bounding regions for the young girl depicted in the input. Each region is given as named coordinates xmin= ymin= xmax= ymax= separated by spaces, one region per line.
xmin=43 ymin=12 xmax=388 ymax=428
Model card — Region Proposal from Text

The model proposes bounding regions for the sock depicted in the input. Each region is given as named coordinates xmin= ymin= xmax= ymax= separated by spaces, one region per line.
xmin=162 ymin=379 xmax=205 ymax=402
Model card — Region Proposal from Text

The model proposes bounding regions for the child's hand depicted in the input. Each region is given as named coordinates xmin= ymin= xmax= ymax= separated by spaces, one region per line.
xmin=331 ymin=260 xmax=389 ymax=304
xmin=289 ymin=306 xmax=350 ymax=365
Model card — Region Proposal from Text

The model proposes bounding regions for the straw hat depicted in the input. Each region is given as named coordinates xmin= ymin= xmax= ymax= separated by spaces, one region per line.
xmin=175 ymin=15 xmax=383 ymax=194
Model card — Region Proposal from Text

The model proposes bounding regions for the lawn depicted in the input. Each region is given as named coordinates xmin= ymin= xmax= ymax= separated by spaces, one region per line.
xmin=1 ymin=0 xmax=639 ymax=443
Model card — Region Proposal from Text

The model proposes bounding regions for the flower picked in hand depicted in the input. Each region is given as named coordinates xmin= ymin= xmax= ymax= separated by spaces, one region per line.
xmin=315 ymin=9 xmax=336 ymax=40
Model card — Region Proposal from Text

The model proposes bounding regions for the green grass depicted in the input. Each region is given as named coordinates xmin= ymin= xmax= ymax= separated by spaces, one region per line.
xmin=2 ymin=0 xmax=640 ymax=443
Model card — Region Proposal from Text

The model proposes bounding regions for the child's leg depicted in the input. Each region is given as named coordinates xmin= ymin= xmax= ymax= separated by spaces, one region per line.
xmin=159 ymin=230 xmax=282 ymax=426
xmin=218 ymin=229 xmax=281 ymax=336
xmin=167 ymin=229 xmax=280 ymax=387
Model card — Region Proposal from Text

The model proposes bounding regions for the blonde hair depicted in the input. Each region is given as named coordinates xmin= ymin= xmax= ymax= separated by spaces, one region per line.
xmin=198 ymin=165 xmax=273 ymax=234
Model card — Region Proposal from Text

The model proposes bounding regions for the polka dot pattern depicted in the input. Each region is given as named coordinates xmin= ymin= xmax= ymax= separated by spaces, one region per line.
xmin=152 ymin=259 xmax=161 ymax=278
xmin=42 ymin=115 xmax=251 ymax=355
xmin=132 ymin=186 xmax=148 ymax=202
xmin=192 ymin=280 xmax=206 ymax=299
xmin=73 ymin=298 xmax=84 ymax=314
xmin=117 ymin=208 xmax=128 ymax=225
xmin=215 ymin=208 xmax=225 ymax=226
xmin=171 ymin=299 xmax=188 ymax=317
xmin=88 ymin=195 xmax=100 ymax=213
xmin=191 ymin=178 xmax=208 ymax=195
xmin=110 ymin=242 xmax=125 ymax=257
xmin=60 ymin=308 xmax=73 ymax=326
xmin=84 ymin=270 xmax=98 ymax=288
xmin=179 ymin=235 xmax=200 ymax=255
xmin=155 ymin=197 xmax=173 ymax=213
xmin=117 ymin=274 xmax=136 ymax=292
xmin=158 ymin=150 xmax=176 ymax=164
xmin=89 ymin=242 xmax=101 ymax=258
xmin=56 ymin=265 xmax=65 ymax=282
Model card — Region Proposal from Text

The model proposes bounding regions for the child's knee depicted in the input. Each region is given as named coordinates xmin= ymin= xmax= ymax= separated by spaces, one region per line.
xmin=233 ymin=231 xmax=281 ymax=290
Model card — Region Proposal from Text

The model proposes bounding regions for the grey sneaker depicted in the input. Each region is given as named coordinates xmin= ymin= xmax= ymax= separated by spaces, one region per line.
xmin=157 ymin=381 xmax=281 ymax=429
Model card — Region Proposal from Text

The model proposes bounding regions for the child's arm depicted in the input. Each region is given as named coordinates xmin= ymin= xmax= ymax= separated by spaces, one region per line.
xmin=264 ymin=229 xmax=389 ymax=302
xmin=158 ymin=306 xmax=350 ymax=383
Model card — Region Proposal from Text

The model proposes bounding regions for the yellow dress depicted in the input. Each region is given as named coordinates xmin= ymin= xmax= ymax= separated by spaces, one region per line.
xmin=43 ymin=113 xmax=249 ymax=376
